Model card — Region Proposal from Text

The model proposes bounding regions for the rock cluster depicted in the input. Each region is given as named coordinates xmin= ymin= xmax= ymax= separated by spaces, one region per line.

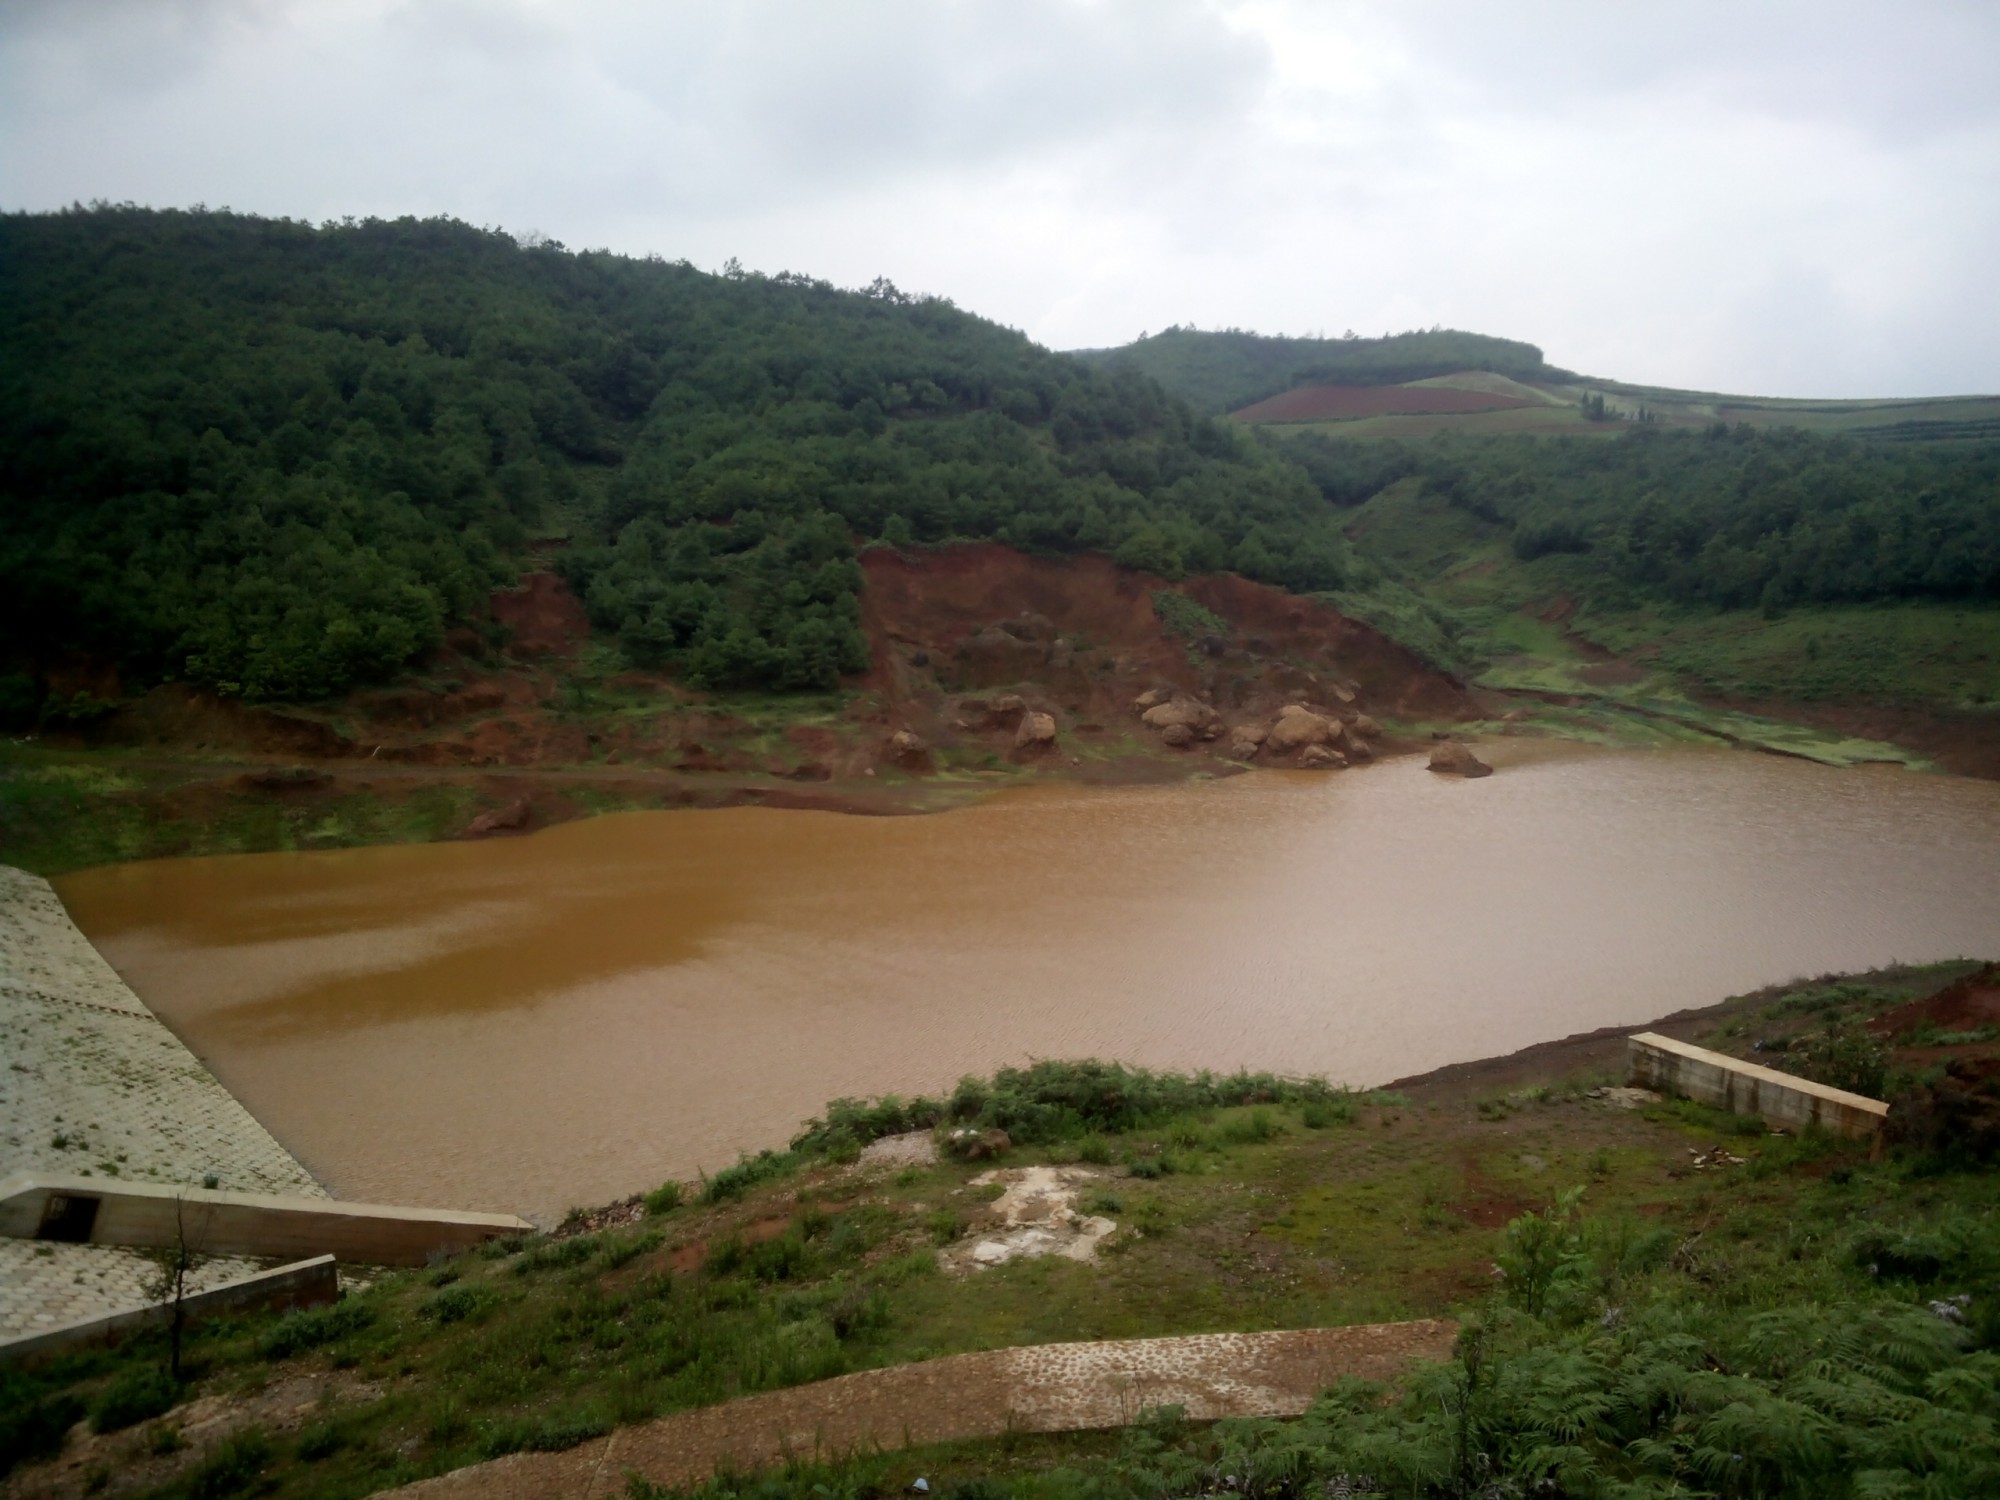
xmin=1129 ymin=690 xmax=1382 ymax=770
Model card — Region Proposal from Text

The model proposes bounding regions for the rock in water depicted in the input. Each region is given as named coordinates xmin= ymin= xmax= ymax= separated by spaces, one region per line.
xmin=1228 ymin=739 xmax=1261 ymax=760
xmin=1297 ymin=744 xmax=1347 ymax=770
xmin=1014 ymin=711 xmax=1058 ymax=753
xmin=465 ymin=798 xmax=532 ymax=836
xmin=1428 ymin=741 xmax=1493 ymax=778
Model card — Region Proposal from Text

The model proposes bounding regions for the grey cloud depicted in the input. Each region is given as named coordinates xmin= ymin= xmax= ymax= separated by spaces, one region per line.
xmin=0 ymin=0 xmax=1993 ymax=394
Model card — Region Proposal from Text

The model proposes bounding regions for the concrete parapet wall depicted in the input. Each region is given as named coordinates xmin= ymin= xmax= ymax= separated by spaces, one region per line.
xmin=1627 ymin=1032 xmax=1888 ymax=1138
xmin=0 ymin=1172 xmax=533 ymax=1267
xmin=0 ymin=1254 xmax=336 ymax=1366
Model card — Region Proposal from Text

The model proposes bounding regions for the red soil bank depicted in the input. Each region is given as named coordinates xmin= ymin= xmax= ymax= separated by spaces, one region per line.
xmin=1232 ymin=384 xmax=1540 ymax=423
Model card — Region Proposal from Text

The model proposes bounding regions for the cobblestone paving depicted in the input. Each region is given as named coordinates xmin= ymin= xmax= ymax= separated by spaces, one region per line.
xmin=0 ymin=1239 xmax=268 ymax=1342
xmin=2 ymin=865 xmax=325 ymax=1346
xmin=392 ymin=1320 xmax=1460 ymax=1498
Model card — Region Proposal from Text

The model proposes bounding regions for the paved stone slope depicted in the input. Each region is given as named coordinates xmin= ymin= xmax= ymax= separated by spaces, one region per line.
xmin=393 ymin=1320 xmax=1458 ymax=1499
xmin=1 ymin=864 xmax=324 ymax=1343
xmin=0 ymin=864 xmax=323 ymax=1198
xmin=0 ymin=1239 xmax=268 ymax=1344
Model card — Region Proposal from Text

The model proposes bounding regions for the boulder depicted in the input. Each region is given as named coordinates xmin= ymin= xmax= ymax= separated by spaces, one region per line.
xmin=1229 ymin=723 xmax=1268 ymax=747
xmin=1428 ymin=741 xmax=1493 ymax=778
xmin=1352 ymin=713 xmax=1384 ymax=740
xmin=1160 ymin=723 xmax=1195 ymax=749
xmin=883 ymin=728 xmax=933 ymax=771
xmin=1298 ymin=744 xmax=1347 ymax=770
xmin=1227 ymin=740 xmax=1261 ymax=760
xmin=1132 ymin=687 xmax=1172 ymax=712
xmin=1140 ymin=696 xmax=1220 ymax=735
xmin=1266 ymin=705 xmax=1339 ymax=753
xmin=465 ymin=798 xmax=532 ymax=837
xmin=946 ymin=1127 xmax=1013 ymax=1162
xmin=1344 ymin=733 xmax=1374 ymax=762
xmin=1013 ymin=711 xmax=1058 ymax=753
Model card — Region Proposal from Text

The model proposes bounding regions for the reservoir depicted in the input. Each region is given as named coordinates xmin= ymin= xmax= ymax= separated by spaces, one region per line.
xmin=55 ymin=741 xmax=2000 ymax=1221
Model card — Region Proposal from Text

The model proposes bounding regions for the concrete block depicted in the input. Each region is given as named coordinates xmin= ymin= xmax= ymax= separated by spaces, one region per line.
xmin=0 ymin=1172 xmax=533 ymax=1266
xmin=1627 ymin=1032 xmax=1888 ymax=1139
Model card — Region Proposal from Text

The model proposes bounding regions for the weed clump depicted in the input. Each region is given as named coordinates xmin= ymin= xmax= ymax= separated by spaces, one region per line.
xmin=702 ymin=1149 xmax=800 ymax=1204
xmin=87 ymin=1366 xmax=178 ymax=1433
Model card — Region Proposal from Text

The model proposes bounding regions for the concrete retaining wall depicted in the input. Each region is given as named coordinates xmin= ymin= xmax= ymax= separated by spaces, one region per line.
xmin=1627 ymin=1031 xmax=1888 ymax=1138
xmin=0 ymin=1172 xmax=533 ymax=1267
xmin=0 ymin=1254 xmax=337 ymax=1366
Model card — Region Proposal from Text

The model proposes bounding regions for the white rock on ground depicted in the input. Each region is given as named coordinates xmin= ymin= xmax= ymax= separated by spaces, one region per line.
xmin=948 ymin=1165 xmax=1117 ymax=1271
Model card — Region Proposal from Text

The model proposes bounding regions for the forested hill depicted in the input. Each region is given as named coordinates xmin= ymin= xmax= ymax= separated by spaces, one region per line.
xmin=0 ymin=207 xmax=1363 ymax=709
xmin=1070 ymin=326 xmax=1553 ymax=414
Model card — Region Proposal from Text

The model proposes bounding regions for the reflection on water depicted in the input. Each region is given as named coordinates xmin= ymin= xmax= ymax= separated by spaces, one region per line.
xmin=56 ymin=742 xmax=2000 ymax=1220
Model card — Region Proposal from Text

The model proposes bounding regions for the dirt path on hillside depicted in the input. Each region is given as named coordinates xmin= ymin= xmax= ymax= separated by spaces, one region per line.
xmin=388 ymin=1322 xmax=1456 ymax=1499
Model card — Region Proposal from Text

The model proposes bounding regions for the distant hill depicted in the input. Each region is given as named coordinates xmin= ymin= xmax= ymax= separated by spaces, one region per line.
xmin=1074 ymin=327 xmax=2000 ymax=444
xmin=1069 ymin=327 xmax=1553 ymax=414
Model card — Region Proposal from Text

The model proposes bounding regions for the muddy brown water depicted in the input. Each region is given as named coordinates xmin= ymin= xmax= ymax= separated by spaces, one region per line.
xmin=55 ymin=742 xmax=2000 ymax=1221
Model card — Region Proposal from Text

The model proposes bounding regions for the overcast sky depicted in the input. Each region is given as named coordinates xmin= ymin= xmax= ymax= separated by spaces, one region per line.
xmin=4 ymin=0 xmax=1996 ymax=397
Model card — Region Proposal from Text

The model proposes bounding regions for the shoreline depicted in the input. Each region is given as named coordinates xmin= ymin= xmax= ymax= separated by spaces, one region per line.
xmin=0 ymin=702 xmax=1946 ymax=880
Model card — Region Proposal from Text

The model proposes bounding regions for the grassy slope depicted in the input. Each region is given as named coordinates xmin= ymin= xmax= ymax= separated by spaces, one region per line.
xmin=6 ymin=964 xmax=1997 ymax=1497
xmin=1342 ymin=479 xmax=2000 ymax=765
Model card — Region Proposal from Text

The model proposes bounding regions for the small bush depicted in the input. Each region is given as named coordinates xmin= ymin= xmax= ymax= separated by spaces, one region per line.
xmin=642 ymin=1181 xmax=683 ymax=1215
xmin=258 ymin=1298 xmax=375 ymax=1360
xmin=925 ymin=1209 xmax=963 ymax=1245
xmin=598 ymin=1229 xmax=664 ymax=1271
xmin=1077 ymin=1133 xmax=1113 ymax=1164
xmin=419 ymin=1282 xmax=497 ymax=1325
xmin=295 ymin=1421 xmax=347 ymax=1461
xmin=89 ymin=1366 xmax=178 ymax=1434
xmin=702 ymin=1149 xmax=799 ymax=1204
xmin=1300 ymin=1097 xmax=1355 ymax=1129
xmin=1788 ymin=1022 xmax=1890 ymax=1098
